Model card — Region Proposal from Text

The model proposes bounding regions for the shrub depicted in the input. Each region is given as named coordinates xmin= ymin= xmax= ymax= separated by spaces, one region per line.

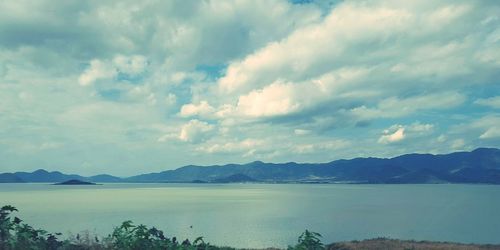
xmin=2 ymin=204 xmax=322 ymax=250
xmin=0 ymin=205 xmax=230 ymax=250
xmin=0 ymin=205 xmax=64 ymax=250
xmin=288 ymin=230 xmax=325 ymax=250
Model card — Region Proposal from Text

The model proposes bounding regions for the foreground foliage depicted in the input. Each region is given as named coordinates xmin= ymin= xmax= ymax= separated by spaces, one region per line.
xmin=288 ymin=230 xmax=324 ymax=250
xmin=0 ymin=205 xmax=325 ymax=250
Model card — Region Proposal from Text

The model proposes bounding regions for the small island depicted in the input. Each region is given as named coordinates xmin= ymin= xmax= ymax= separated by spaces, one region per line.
xmin=53 ymin=179 xmax=97 ymax=185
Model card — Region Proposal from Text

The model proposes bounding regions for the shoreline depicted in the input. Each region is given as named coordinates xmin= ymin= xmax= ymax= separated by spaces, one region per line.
xmin=327 ymin=238 xmax=500 ymax=250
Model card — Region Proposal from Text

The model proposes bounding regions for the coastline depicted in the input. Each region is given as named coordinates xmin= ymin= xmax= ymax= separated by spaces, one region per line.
xmin=327 ymin=238 xmax=500 ymax=250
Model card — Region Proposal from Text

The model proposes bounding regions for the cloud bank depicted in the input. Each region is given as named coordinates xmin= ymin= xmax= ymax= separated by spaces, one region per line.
xmin=0 ymin=0 xmax=499 ymax=175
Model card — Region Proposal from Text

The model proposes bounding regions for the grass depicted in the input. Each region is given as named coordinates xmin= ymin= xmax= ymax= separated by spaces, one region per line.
xmin=327 ymin=238 xmax=500 ymax=250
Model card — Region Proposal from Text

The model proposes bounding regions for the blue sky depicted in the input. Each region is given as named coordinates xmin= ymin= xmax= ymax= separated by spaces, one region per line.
xmin=0 ymin=0 xmax=499 ymax=176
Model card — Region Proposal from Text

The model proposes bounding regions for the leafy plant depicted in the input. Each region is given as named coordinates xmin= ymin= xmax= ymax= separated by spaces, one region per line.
xmin=106 ymin=220 xmax=217 ymax=250
xmin=288 ymin=230 xmax=325 ymax=250
xmin=2 ymin=204 xmax=323 ymax=250
xmin=0 ymin=205 xmax=64 ymax=250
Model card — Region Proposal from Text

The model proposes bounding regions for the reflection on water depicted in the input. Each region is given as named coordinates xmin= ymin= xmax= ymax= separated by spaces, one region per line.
xmin=0 ymin=183 xmax=499 ymax=248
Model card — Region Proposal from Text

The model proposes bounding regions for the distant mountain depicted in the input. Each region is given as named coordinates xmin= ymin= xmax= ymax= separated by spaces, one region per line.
xmin=13 ymin=169 xmax=85 ymax=183
xmin=386 ymin=168 xmax=451 ymax=184
xmin=124 ymin=148 xmax=500 ymax=184
xmin=0 ymin=173 xmax=24 ymax=183
xmin=0 ymin=169 xmax=123 ymax=183
xmin=1 ymin=148 xmax=499 ymax=184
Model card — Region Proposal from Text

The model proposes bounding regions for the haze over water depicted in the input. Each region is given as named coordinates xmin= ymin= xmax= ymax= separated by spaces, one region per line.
xmin=1 ymin=183 xmax=499 ymax=248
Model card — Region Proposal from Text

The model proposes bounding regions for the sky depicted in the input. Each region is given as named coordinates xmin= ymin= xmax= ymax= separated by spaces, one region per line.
xmin=0 ymin=0 xmax=499 ymax=176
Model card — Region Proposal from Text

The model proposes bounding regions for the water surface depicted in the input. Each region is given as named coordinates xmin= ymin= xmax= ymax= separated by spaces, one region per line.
xmin=0 ymin=183 xmax=499 ymax=248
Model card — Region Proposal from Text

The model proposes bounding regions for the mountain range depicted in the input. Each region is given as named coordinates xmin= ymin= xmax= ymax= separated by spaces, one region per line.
xmin=1 ymin=148 xmax=499 ymax=184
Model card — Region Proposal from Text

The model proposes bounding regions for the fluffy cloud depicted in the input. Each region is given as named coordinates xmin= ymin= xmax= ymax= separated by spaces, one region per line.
xmin=178 ymin=119 xmax=215 ymax=143
xmin=294 ymin=129 xmax=311 ymax=136
xmin=113 ymin=55 xmax=148 ymax=76
xmin=235 ymin=81 xmax=300 ymax=118
xmin=205 ymin=0 xmax=497 ymax=129
xmin=350 ymin=92 xmax=466 ymax=120
xmin=451 ymin=139 xmax=466 ymax=150
xmin=450 ymin=115 xmax=500 ymax=141
xmin=196 ymin=138 xmax=263 ymax=155
xmin=378 ymin=122 xmax=434 ymax=144
xmin=473 ymin=116 xmax=500 ymax=140
xmin=79 ymin=55 xmax=147 ymax=86
xmin=1 ymin=0 xmax=499 ymax=175
xmin=293 ymin=140 xmax=350 ymax=154
xmin=480 ymin=127 xmax=500 ymax=139
xmin=217 ymin=2 xmax=414 ymax=94
xmin=180 ymin=101 xmax=215 ymax=118
xmin=379 ymin=127 xmax=405 ymax=144
xmin=79 ymin=59 xmax=117 ymax=86
xmin=217 ymin=1 xmax=494 ymax=95
xmin=475 ymin=96 xmax=500 ymax=109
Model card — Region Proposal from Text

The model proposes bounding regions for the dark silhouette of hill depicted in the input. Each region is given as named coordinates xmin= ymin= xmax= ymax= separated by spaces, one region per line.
xmin=124 ymin=148 xmax=500 ymax=184
xmin=1 ymin=148 xmax=499 ymax=184
xmin=0 ymin=173 xmax=24 ymax=183
xmin=54 ymin=179 xmax=97 ymax=185
xmin=13 ymin=169 xmax=84 ymax=183
xmin=0 ymin=170 xmax=122 ymax=183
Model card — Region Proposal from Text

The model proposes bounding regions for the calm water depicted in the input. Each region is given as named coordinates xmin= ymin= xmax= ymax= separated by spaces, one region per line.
xmin=0 ymin=183 xmax=499 ymax=248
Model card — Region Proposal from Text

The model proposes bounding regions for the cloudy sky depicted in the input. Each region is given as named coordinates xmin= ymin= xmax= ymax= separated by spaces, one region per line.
xmin=0 ymin=0 xmax=499 ymax=176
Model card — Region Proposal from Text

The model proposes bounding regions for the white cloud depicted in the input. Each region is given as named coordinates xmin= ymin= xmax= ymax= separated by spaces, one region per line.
xmin=200 ymin=0 xmax=496 ymax=132
xmin=196 ymin=138 xmax=263 ymax=154
xmin=378 ymin=127 xmax=405 ymax=144
xmin=113 ymin=55 xmax=148 ymax=76
xmin=78 ymin=55 xmax=148 ymax=86
xmin=451 ymin=138 xmax=465 ymax=150
xmin=215 ymin=1 xmax=490 ymax=97
xmin=378 ymin=122 xmax=434 ymax=144
xmin=407 ymin=122 xmax=434 ymax=133
xmin=449 ymin=115 xmax=500 ymax=141
xmin=214 ymin=67 xmax=370 ymax=120
xmin=294 ymin=129 xmax=311 ymax=136
xmin=235 ymin=81 xmax=300 ymax=118
xmin=217 ymin=2 xmax=415 ymax=94
xmin=293 ymin=140 xmax=350 ymax=154
xmin=480 ymin=127 xmax=500 ymax=139
xmin=180 ymin=101 xmax=215 ymax=118
xmin=351 ymin=92 xmax=465 ymax=120
xmin=205 ymin=0 xmax=495 ymax=129
xmin=475 ymin=96 xmax=500 ymax=109
xmin=78 ymin=59 xmax=117 ymax=86
xmin=1 ymin=0 xmax=499 ymax=175
xmin=437 ymin=134 xmax=447 ymax=143
xmin=178 ymin=119 xmax=214 ymax=143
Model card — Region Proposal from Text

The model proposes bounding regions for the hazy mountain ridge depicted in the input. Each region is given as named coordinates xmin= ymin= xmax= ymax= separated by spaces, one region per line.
xmin=1 ymin=148 xmax=499 ymax=184
xmin=0 ymin=170 xmax=123 ymax=183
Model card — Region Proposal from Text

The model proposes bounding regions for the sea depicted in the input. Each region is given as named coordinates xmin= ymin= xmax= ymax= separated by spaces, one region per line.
xmin=0 ymin=183 xmax=499 ymax=248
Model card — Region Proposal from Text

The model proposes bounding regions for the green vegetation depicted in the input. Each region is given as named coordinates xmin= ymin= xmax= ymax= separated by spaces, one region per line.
xmin=3 ymin=205 xmax=500 ymax=250
xmin=0 ymin=205 xmax=325 ymax=250
xmin=287 ymin=230 xmax=324 ymax=250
